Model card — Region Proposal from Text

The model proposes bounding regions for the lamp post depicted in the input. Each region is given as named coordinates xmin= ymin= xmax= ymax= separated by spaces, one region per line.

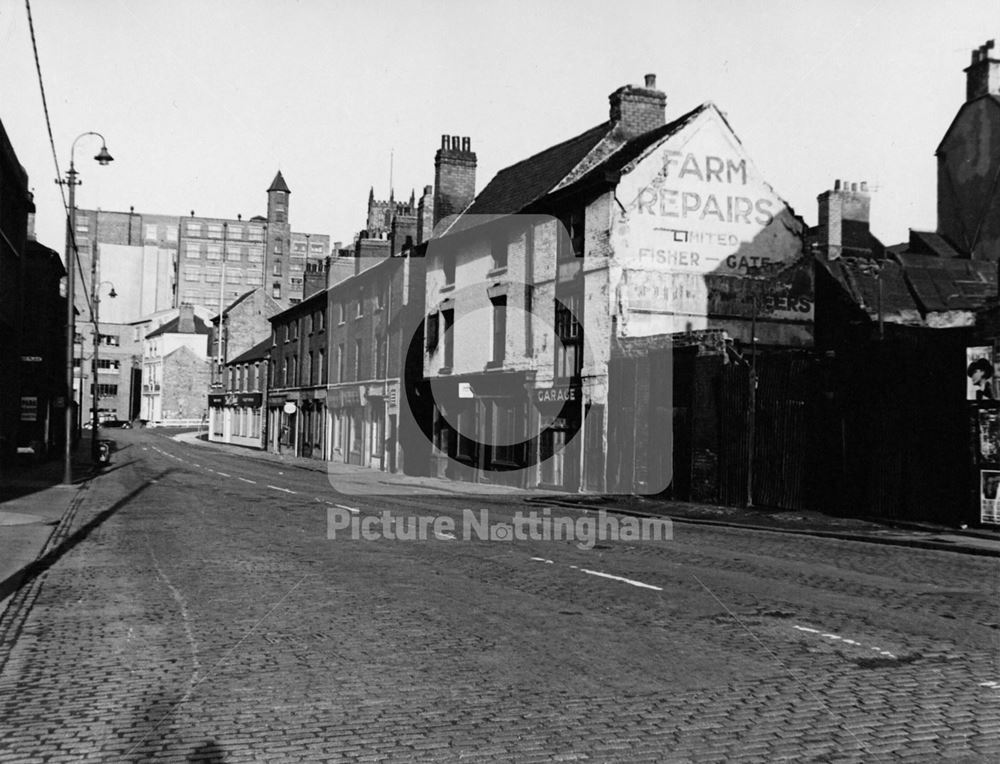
xmin=90 ymin=279 xmax=117 ymax=461
xmin=59 ymin=132 xmax=113 ymax=484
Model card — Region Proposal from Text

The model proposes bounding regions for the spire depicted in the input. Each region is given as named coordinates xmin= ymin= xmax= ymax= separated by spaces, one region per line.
xmin=368 ymin=186 xmax=374 ymax=201
xmin=268 ymin=170 xmax=290 ymax=194
xmin=409 ymin=189 xmax=415 ymax=208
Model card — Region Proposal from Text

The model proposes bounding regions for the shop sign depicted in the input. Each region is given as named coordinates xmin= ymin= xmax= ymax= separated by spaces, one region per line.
xmin=283 ymin=402 xmax=297 ymax=415
xmin=535 ymin=385 xmax=578 ymax=404
xmin=20 ymin=396 xmax=38 ymax=422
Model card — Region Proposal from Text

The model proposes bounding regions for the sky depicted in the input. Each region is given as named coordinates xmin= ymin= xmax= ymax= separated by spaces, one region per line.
xmin=1 ymin=0 xmax=996 ymax=259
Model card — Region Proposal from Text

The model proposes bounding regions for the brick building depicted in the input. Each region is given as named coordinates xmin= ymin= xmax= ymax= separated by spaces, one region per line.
xmin=141 ymin=305 xmax=211 ymax=425
xmin=936 ymin=39 xmax=1000 ymax=261
xmin=208 ymin=337 xmax=270 ymax=449
xmin=266 ymin=288 xmax=329 ymax=457
xmin=421 ymin=76 xmax=811 ymax=493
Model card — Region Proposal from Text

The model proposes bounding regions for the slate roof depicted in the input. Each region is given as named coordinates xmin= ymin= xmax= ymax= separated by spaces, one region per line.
xmin=444 ymin=103 xmax=709 ymax=237
xmin=903 ymin=230 xmax=965 ymax=259
xmin=268 ymin=171 xmax=290 ymax=194
xmin=817 ymin=257 xmax=924 ymax=325
xmin=895 ymin=252 xmax=996 ymax=313
xmin=229 ymin=337 xmax=272 ymax=365
xmin=146 ymin=313 xmax=212 ymax=339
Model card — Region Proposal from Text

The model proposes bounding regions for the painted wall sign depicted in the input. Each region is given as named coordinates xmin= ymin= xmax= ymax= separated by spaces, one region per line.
xmin=610 ymin=105 xmax=812 ymax=345
xmin=535 ymin=385 xmax=578 ymax=404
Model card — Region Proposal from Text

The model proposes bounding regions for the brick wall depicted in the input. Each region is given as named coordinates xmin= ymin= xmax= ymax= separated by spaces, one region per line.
xmin=162 ymin=345 xmax=211 ymax=421
xmin=433 ymin=136 xmax=476 ymax=228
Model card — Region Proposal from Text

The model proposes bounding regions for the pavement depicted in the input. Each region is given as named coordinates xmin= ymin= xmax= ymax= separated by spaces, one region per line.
xmin=174 ymin=429 xmax=1000 ymax=558
xmin=0 ymin=444 xmax=99 ymax=617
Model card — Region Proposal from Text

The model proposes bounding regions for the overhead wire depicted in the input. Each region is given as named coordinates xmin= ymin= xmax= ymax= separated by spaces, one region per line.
xmin=23 ymin=0 xmax=94 ymax=321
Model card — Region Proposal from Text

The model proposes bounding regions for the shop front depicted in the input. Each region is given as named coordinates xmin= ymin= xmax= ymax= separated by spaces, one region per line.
xmin=208 ymin=392 xmax=265 ymax=449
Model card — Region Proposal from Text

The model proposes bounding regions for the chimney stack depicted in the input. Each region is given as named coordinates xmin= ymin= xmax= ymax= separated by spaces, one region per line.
xmin=178 ymin=304 xmax=195 ymax=333
xmin=817 ymin=180 xmax=872 ymax=260
xmin=433 ymin=136 xmax=476 ymax=229
xmin=609 ymin=74 xmax=667 ymax=137
xmin=966 ymin=39 xmax=999 ymax=102
xmin=417 ymin=184 xmax=434 ymax=244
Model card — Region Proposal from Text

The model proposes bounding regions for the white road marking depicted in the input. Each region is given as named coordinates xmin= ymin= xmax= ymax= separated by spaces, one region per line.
xmin=335 ymin=504 xmax=360 ymax=514
xmin=267 ymin=485 xmax=296 ymax=494
xmin=238 ymin=477 xmax=256 ymax=484
xmin=215 ymin=472 xmax=231 ymax=478
xmin=579 ymin=568 xmax=663 ymax=591
xmin=793 ymin=625 xmax=895 ymax=658
xmin=979 ymin=681 xmax=1000 ymax=689
xmin=530 ymin=557 xmax=554 ymax=564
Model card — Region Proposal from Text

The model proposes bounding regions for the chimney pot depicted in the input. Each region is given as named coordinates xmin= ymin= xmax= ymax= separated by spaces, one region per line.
xmin=851 ymin=182 xmax=858 ymax=192
xmin=441 ymin=135 xmax=449 ymax=150
xmin=834 ymin=180 xmax=841 ymax=191
xmin=860 ymin=181 xmax=868 ymax=192
xmin=461 ymin=137 xmax=471 ymax=152
xmin=644 ymin=73 xmax=656 ymax=88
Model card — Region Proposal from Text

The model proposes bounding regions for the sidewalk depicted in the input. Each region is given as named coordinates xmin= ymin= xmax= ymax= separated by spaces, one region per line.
xmin=0 ymin=450 xmax=95 ymax=616
xmin=174 ymin=431 xmax=1000 ymax=557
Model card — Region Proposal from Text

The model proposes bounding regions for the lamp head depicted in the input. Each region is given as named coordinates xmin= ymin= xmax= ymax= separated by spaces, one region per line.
xmin=108 ymin=287 xmax=117 ymax=299
xmin=94 ymin=145 xmax=114 ymax=166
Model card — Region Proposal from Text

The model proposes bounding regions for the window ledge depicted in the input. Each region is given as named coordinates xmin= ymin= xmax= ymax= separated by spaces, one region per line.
xmin=438 ymin=366 xmax=452 ymax=376
xmin=440 ymin=283 xmax=456 ymax=293
xmin=485 ymin=360 xmax=505 ymax=370
xmin=487 ymin=266 xmax=508 ymax=278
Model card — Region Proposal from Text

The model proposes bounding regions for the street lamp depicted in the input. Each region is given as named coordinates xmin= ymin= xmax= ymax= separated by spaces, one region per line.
xmin=58 ymin=132 xmax=113 ymax=484
xmin=91 ymin=280 xmax=117 ymax=461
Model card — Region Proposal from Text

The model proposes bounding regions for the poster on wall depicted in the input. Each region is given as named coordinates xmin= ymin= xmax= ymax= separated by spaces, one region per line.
xmin=966 ymin=346 xmax=995 ymax=401
xmin=977 ymin=409 xmax=1000 ymax=462
xmin=980 ymin=470 xmax=1000 ymax=525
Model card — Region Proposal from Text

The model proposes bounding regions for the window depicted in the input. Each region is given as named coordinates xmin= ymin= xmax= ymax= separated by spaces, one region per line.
xmin=426 ymin=313 xmax=439 ymax=352
xmin=272 ymin=283 xmax=281 ymax=299
xmin=75 ymin=218 xmax=89 ymax=234
xmin=491 ymin=232 xmax=508 ymax=271
xmin=318 ymin=310 xmax=326 ymax=331
xmin=376 ymin=284 xmax=386 ymax=311
xmin=272 ymin=262 xmax=282 ymax=276
xmin=207 ymin=223 xmax=223 ymax=239
xmin=305 ymin=352 xmax=313 ymax=385
xmin=318 ymin=349 xmax=326 ymax=384
xmin=184 ymin=272 xmax=201 ymax=282
xmin=357 ymin=286 xmax=365 ymax=317
xmin=269 ymin=360 xmax=276 ymax=386
xmin=275 ymin=239 xmax=283 ymax=254
xmin=554 ymin=293 xmax=583 ymax=378
xmin=293 ymin=241 xmax=307 ymax=254
xmin=226 ymin=273 xmax=241 ymax=284
xmin=185 ymin=221 xmax=202 ymax=236
xmin=290 ymin=355 xmax=298 ymax=385
xmin=184 ymin=242 xmax=201 ymax=258
xmin=558 ymin=210 xmax=585 ymax=261
xmin=284 ymin=325 xmax=290 ymax=343
xmin=281 ymin=359 xmax=288 ymax=386
xmin=337 ymin=344 xmax=344 ymax=382
xmin=100 ymin=334 xmax=120 ymax=346
xmin=490 ymin=297 xmax=507 ymax=366
xmin=249 ymin=226 xmax=264 ymax=242
xmin=144 ymin=224 xmax=158 ymax=242
xmin=442 ymin=309 xmax=454 ymax=369
xmin=338 ymin=303 xmax=345 ymax=324
xmin=206 ymin=244 xmax=222 ymax=260
xmin=355 ymin=339 xmax=363 ymax=380
xmin=293 ymin=319 xmax=299 ymax=339
xmin=443 ymin=255 xmax=455 ymax=286
xmin=166 ymin=227 xmax=178 ymax=242
xmin=247 ymin=274 xmax=263 ymax=286
xmin=97 ymin=359 xmax=120 ymax=370
xmin=376 ymin=334 xmax=386 ymax=378
xmin=95 ymin=383 xmax=118 ymax=397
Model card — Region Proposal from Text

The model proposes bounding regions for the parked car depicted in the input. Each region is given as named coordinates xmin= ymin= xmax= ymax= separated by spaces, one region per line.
xmin=101 ymin=419 xmax=133 ymax=429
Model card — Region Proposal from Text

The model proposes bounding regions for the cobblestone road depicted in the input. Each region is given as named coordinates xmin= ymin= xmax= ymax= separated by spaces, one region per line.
xmin=0 ymin=430 xmax=998 ymax=762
